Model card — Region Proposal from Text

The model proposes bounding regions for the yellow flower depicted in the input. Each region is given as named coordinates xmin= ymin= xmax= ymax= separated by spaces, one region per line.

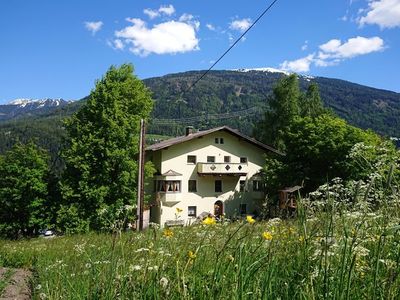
xmin=188 ymin=250 xmax=196 ymax=260
xmin=202 ymin=216 xmax=216 ymax=225
xmin=163 ymin=228 xmax=174 ymax=238
xmin=262 ymin=231 xmax=273 ymax=241
xmin=298 ymin=236 xmax=305 ymax=243
xmin=246 ymin=215 xmax=256 ymax=224
xmin=176 ymin=208 xmax=183 ymax=213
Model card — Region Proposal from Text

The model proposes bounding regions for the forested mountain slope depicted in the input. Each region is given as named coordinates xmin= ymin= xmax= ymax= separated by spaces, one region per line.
xmin=1 ymin=69 xmax=399 ymax=157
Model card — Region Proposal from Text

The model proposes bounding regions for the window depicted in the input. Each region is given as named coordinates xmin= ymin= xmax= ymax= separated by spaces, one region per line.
xmin=156 ymin=180 xmax=181 ymax=193
xmin=220 ymin=138 xmax=224 ymax=144
xmin=188 ymin=180 xmax=197 ymax=192
xmin=239 ymin=180 xmax=246 ymax=192
xmin=188 ymin=206 xmax=197 ymax=217
xmin=253 ymin=180 xmax=263 ymax=192
xmin=187 ymin=155 xmax=196 ymax=164
xmin=215 ymin=180 xmax=222 ymax=192
xmin=215 ymin=138 xmax=219 ymax=144
xmin=239 ymin=203 xmax=247 ymax=215
xmin=207 ymin=156 xmax=215 ymax=163
xmin=224 ymin=156 xmax=231 ymax=163
xmin=240 ymin=157 xmax=248 ymax=163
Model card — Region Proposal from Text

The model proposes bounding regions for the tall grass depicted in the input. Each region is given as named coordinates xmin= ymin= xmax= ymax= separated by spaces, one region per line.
xmin=1 ymin=188 xmax=399 ymax=300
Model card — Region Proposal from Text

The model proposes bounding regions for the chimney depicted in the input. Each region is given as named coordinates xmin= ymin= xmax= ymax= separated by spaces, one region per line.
xmin=185 ymin=126 xmax=194 ymax=136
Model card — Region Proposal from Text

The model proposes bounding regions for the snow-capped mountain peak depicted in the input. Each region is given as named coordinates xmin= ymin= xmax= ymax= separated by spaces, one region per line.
xmin=8 ymin=98 xmax=68 ymax=108
xmin=234 ymin=67 xmax=290 ymax=76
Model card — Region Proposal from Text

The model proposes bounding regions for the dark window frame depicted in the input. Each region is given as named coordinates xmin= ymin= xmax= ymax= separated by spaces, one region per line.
xmin=188 ymin=180 xmax=197 ymax=192
xmin=207 ymin=156 xmax=216 ymax=163
xmin=240 ymin=157 xmax=248 ymax=164
xmin=224 ymin=156 xmax=231 ymax=163
xmin=188 ymin=206 xmax=197 ymax=217
xmin=215 ymin=180 xmax=222 ymax=193
xmin=187 ymin=155 xmax=197 ymax=164
xmin=239 ymin=180 xmax=246 ymax=192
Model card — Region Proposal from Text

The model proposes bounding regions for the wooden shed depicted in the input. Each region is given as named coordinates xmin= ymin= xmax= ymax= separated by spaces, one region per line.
xmin=279 ymin=186 xmax=302 ymax=210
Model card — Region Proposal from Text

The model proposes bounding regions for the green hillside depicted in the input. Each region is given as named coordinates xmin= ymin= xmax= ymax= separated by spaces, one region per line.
xmin=0 ymin=70 xmax=399 ymax=158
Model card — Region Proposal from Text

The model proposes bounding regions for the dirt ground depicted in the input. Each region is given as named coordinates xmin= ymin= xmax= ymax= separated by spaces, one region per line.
xmin=0 ymin=267 xmax=31 ymax=300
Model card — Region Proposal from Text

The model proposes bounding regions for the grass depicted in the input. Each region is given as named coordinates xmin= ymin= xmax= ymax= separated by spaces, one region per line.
xmin=0 ymin=268 xmax=15 ymax=295
xmin=0 ymin=197 xmax=399 ymax=299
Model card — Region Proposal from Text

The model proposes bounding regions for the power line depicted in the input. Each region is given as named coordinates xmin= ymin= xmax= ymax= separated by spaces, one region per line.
xmin=151 ymin=106 xmax=263 ymax=124
xmin=181 ymin=0 xmax=281 ymax=96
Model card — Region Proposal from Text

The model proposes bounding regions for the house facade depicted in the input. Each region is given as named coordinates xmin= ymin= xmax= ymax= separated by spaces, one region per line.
xmin=146 ymin=126 xmax=281 ymax=226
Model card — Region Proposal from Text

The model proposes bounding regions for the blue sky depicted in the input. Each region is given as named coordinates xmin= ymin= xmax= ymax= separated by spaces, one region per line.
xmin=1 ymin=0 xmax=399 ymax=104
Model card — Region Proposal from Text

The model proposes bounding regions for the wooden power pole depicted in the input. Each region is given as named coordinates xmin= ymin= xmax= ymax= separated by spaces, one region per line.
xmin=137 ymin=119 xmax=146 ymax=231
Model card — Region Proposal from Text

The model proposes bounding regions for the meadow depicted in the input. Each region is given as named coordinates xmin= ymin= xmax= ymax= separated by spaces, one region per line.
xmin=1 ymin=181 xmax=400 ymax=300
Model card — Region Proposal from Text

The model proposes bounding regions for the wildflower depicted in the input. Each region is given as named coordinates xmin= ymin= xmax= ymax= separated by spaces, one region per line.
xmin=85 ymin=263 xmax=91 ymax=269
xmin=246 ymin=215 xmax=256 ymax=224
xmin=227 ymin=254 xmax=235 ymax=262
xmin=262 ymin=231 xmax=273 ymax=241
xmin=129 ymin=265 xmax=142 ymax=271
xmin=202 ymin=216 xmax=216 ymax=225
xmin=176 ymin=208 xmax=183 ymax=213
xmin=163 ymin=228 xmax=174 ymax=238
xmin=188 ymin=250 xmax=197 ymax=260
xmin=135 ymin=248 xmax=150 ymax=253
xmin=298 ymin=236 xmax=305 ymax=243
xmin=159 ymin=277 xmax=169 ymax=289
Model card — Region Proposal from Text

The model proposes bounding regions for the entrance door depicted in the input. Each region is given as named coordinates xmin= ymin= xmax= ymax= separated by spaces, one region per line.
xmin=214 ymin=200 xmax=223 ymax=218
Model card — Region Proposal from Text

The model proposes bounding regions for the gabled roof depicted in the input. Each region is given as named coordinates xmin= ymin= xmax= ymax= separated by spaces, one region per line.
xmin=146 ymin=126 xmax=283 ymax=155
xmin=161 ymin=169 xmax=183 ymax=176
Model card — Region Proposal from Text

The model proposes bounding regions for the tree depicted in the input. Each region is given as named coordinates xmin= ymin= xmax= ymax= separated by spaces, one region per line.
xmin=264 ymin=114 xmax=382 ymax=193
xmin=300 ymin=83 xmax=325 ymax=118
xmin=257 ymin=74 xmax=301 ymax=151
xmin=60 ymin=64 xmax=153 ymax=232
xmin=0 ymin=141 xmax=50 ymax=238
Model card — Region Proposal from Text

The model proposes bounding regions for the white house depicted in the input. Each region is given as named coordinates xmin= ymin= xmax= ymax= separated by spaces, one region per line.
xmin=146 ymin=126 xmax=281 ymax=226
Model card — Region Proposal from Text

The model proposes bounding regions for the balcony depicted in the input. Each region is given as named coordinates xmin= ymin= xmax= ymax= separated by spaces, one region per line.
xmin=197 ymin=162 xmax=248 ymax=176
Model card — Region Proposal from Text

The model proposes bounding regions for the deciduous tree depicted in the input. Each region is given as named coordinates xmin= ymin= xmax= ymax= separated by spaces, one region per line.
xmin=60 ymin=64 xmax=153 ymax=232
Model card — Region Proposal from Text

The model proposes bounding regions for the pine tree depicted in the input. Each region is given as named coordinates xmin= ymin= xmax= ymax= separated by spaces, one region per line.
xmin=60 ymin=64 xmax=153 ymax=232
xmin=258 ymin=74 xmax=300 ymax=151
xmin=300 ymin=83 xmax=325 ymax=118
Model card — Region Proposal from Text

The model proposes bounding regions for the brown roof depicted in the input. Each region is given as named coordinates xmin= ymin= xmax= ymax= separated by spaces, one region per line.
xmin=146 ymin=126 xmax=283 ymax=155
xmin=279 ymin=186 xmax=302 ymax=193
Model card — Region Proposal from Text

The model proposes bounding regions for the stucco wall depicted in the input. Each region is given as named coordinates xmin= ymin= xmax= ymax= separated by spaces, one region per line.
xmin=147 ymin=130 xmax=270 ymax=226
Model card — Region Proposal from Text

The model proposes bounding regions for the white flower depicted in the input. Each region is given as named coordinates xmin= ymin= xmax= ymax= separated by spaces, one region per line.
xmin=159 ymin=277 xmax=169 ymax=288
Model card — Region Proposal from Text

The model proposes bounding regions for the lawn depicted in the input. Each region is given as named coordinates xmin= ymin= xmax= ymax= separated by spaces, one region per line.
xmin=1 ymin=197 xmax=400 ymax=299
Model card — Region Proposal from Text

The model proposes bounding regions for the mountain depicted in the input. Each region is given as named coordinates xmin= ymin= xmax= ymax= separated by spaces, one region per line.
xmin=145 ymin=69 xmax=400 ymax=137
xmin=0 ymin=98 xmax=71 ymax=121
xmin=0 ymin=69 xmax=399 ymax=160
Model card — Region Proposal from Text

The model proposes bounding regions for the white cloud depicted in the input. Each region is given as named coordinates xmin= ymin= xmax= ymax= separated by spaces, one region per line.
xmin=318 ymin=36 xmax=384 ymax=59
xmin=279 ymin=36 xmax=385 ymax=73
xmin=113 ymin=39 xmax=124 ymax=50
xmin=358 ymin=0 xmax=400 ymax=28
xmin=280 ymin=54 xmax=315 ymax=73
xmin=229 ymin=18 xmax=252 ymax=32
xmin=143 ymin=4 xmax=175 ymax=19
xmin=115 ymin=18 xmax=199 ymax=56
xmin=206 ymin=23 xmax=216 ymax=31
xmin=159 ymin=4 xmax=175 ymax=16
xmin=84 ymin=21 xmax=103 ymax=35
xmin=143 ymin=8 xmax=159 ymax=19
xmin=179 ymin=14 xmax=200 ymax=31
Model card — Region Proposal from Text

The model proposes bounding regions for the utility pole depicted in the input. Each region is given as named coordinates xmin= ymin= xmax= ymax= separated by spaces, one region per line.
xmin=136 ymin=119 xmax=146 ymax=231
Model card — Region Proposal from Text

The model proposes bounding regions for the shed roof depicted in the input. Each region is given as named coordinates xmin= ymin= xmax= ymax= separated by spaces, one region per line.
xmin=146 ymin=126 xmax=283 ymax=155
